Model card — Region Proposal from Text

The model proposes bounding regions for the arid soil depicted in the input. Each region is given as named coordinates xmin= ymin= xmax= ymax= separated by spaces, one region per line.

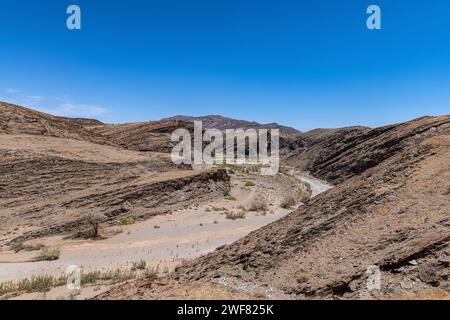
xmin=97 ymin=115 xmax=450 ymax=300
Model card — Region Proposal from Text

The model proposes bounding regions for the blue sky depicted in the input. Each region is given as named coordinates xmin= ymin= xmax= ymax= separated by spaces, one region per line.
xmin=0 ymin=0 xmax=449 ymax=131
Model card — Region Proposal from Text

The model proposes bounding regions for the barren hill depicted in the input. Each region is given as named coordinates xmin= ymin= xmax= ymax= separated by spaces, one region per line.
xmin=282 ymin=118 xmax=448 ymax=184
xmin=0 ymin=102 xmax=108 ymax=145
xmin=87 ymin=120 xmax=194 ymax=153
xmin=99 ymin=115 xmax=450 ymax=299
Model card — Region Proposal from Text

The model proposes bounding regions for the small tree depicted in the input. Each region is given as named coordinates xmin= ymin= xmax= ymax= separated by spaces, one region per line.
xmin=84 ymin=213 xmax=105 ymax=238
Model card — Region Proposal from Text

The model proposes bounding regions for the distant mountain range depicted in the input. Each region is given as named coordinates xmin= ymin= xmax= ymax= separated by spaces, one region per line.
xmin=161 ymin=115 xmax=301 ymax=135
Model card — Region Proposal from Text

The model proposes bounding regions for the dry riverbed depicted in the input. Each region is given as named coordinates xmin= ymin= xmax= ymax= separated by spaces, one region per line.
xmin=0 ymin=169 xmax=324 ymax=300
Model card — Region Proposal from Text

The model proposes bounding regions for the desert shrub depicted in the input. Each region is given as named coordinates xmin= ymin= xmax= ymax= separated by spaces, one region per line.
xmin=244 ymin=181 xmax=255 ymax=187
xmin=238 ymin=205 xmax=247 ymax=211
xmin=297 ymin=190 xmax=311 ymax=203
xmin=120 ymin=217 xmax=135 ymax=225
xmin=225 ymin=195 xmax=237 ymax=201
xmin=225 ymin=211 xmax=246 ymax=220
xmin=0 ymin=281 xmax=14 ymax=295
xmin=84 ymin=212 xmax=106 ymax=238
xmin=153 ymin=225 xmax=161 ymax=229
xmin=280 ymin=195 xmax=297 ymax=209
xmin=132 ymin=259 xmax=147 ymax=271
xmin=37 ymin=247 xmax=60 ymax=261
xmin=248 ymin=200 xmax=268 ymax=212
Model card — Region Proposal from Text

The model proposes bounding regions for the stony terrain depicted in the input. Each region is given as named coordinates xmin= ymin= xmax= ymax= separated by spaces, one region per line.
xmin=98 ymin=115 xmax=450 ymax=300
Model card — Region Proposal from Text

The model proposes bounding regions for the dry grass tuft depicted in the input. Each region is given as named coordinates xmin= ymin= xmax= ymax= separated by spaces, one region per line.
xmin=225 ymin=211 xmax=246 ymax=220
xmin=249 ymin=200 xmax=268 ymax=212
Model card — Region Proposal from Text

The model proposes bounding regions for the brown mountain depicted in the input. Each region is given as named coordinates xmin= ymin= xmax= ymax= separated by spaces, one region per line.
xmin=87 ymin=120 xmax=195 ymax=153
xmin=0 ymin=102 xmax=108 ymax=145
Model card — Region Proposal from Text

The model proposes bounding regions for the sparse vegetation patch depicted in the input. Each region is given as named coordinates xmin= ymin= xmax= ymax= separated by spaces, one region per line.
xmin=244 ymin=181 xmax=255 ymax=187
xmin=120 ymin=217 xmax=135 ymax=225
xmin=249 ymin=200 xmax=268 ymax=212
xmin=225 ymin=212 xmax=246 ymax=220
xmin=280 ymin=195 xmax=297 ymax=209
xmin=36 ymin=247 xmax=60 ymax=261
xmin=131 ymin=259 xmax=147 ymax=271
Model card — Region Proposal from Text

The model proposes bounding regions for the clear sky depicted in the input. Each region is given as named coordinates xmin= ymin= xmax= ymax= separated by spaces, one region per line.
xmin=0 ymin=1 xmax=449 ymax=131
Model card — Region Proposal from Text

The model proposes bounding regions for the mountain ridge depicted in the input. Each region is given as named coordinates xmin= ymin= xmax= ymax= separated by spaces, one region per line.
xmin=162 ymin=114 xmax=301 ymax=135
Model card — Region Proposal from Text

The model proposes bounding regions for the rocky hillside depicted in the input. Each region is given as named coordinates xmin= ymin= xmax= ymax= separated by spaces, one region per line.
xmin=0 ymin=103 xmax=231 ymax=248
xmin=99 ymin=115 xmax=450 ymax=299
xmin=0 ymin=102 xmax=108 ymax=145
xmin=87 ymin=120 xmax=195 ymax=153
xmin=282 ymin=117 xmax=448 ymax=184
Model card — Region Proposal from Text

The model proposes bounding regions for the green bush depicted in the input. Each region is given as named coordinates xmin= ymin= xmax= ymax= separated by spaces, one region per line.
xmin=120 ymin=217 xmax=135 ymax=225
